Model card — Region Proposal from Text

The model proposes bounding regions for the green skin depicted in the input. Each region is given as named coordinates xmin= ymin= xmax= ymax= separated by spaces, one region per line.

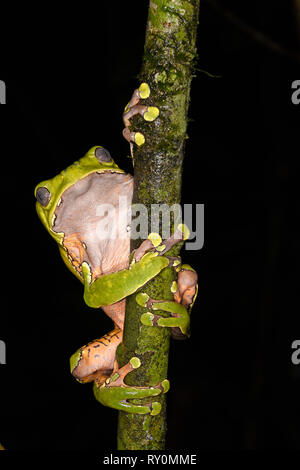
xmin=35 ymin=86 xmax=196 ymax=414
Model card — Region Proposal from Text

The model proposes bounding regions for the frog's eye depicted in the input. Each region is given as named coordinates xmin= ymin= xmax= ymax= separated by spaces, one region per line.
xmin=95 ymin=147 xmax=112 ymax=163
xmin=36 ymin=187 xmax=51 ymax=207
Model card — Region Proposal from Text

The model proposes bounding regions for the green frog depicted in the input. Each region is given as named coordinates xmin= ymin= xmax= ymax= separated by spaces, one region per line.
xmin=34 ymin=84 xmax=198 ymax=415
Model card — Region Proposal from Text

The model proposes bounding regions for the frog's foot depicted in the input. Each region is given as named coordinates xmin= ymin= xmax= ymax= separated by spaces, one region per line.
xmin=133 ymin=224 xmax=190 ymax=263
xmin=137 ymin=293 xmax=191 ymax=337
xmin=93 ymin=357 xmax=170 ymax=415
xmin=122 ymin=83 xmax=159 ymax=146
xmin=138 ymin=264 xmax=198 ymax=340
xmin=143 ymin=262 xmax=198 ymax=339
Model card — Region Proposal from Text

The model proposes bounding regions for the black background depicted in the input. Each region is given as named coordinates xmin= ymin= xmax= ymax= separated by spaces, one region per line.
xmin=0 ymin=0 xmax=300 ymax=451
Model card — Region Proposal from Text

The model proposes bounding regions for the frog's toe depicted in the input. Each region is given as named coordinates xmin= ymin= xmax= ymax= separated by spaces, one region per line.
xmin=161 ymin=379 xmax=170 ymax=394
xmin=136 ymin=292 xmax=150 ymax=307
xmin=138 ymin=82 xmax=150 ymax=99
xmin=144 ymin=106 xmax=159 ymax=122
xmin=141 ymin=312 xmax=155 ymax=326
xmin=122 ymin=128 xmax=145 ymax=146
xmin=134 ymin=132 xmax=145 ymax=146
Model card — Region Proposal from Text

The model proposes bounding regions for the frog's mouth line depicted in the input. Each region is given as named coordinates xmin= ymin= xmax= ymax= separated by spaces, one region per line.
xmin=51 ymin=171 xmax=133 ymax=279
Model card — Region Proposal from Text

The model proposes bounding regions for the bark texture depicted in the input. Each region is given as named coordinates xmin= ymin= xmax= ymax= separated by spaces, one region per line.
xmin=116 ymin=0 xmax=200 ymax=450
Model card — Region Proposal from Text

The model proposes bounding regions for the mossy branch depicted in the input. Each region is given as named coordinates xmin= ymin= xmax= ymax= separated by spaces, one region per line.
xmin=116 ymin=0 xmax=200 ymax=450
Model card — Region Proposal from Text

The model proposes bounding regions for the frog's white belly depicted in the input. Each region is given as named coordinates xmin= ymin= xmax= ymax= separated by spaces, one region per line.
xmin=53 ymin=171 xmax=134 ymax=277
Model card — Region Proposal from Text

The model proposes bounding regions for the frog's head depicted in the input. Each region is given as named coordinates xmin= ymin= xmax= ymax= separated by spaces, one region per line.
xmin=34 ymin=146 xmax=133 ymax=282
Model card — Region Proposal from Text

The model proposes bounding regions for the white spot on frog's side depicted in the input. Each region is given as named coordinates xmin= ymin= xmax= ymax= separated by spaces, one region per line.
xmin=57 ymin=198 xmax=62 ymax=207
xmin=81 ymin=261 xmax=92 ymax=284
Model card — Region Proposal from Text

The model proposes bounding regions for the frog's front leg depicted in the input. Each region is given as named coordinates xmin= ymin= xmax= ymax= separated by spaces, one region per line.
xmin=80 ymin=226 xmax=188 ymax=309
xmin=122 ymin=83 xmax=159 ymax=146
xmin=93 ymin=357 xmax=170 ymax=415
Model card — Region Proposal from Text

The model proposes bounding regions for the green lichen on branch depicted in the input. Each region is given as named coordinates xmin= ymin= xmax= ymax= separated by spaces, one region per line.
xmin=116 ymin=0 xmax=200 ymax=450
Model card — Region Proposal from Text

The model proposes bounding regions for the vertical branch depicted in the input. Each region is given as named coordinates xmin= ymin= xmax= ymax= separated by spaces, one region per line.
xmin=117 ymin=0 xmax=200 ymax=450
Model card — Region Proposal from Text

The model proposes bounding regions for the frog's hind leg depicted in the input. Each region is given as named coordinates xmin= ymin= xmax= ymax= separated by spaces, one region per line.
xmin=93 ymin=357 xmax=170 ymax=415
xmin=70 ymin=327 xmax=123 ymax=385
xmin=138 ymin=265 xmax=198 ymax=339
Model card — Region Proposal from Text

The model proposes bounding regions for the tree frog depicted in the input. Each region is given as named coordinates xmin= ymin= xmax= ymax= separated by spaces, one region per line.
xmin=34 ymin=84 xmax=198 ymax=415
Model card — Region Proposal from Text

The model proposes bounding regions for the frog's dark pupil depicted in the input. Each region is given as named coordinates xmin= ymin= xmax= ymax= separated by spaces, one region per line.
xmin=36 ymin=187 xmax=51 ymax=207
xmin=95 ymin=147 xmax=112 ymax=163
